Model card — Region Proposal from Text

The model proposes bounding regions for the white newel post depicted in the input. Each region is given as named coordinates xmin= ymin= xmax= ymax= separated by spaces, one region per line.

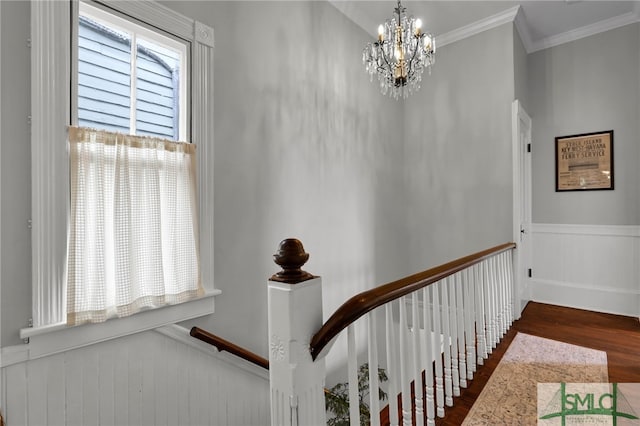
xmin=268 ymin=239 xmax=326 ymax=426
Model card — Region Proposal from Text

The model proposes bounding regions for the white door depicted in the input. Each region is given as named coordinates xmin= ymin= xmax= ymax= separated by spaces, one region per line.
xmin=512 ymin=100 xmax=532 ymax=318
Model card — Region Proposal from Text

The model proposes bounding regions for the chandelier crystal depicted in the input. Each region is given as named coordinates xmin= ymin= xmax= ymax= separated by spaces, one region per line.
xmin=363 ymin=0 xmax=436 ymax=99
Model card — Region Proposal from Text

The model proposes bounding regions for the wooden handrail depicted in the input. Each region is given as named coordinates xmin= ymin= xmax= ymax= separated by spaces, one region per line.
xmin=190 ymin=326 xmax=342 ymax=401
xmin=309 ymin=242 xmax=516 ymax=360
xmin=190 ymin=327 xmax=270 ymax=370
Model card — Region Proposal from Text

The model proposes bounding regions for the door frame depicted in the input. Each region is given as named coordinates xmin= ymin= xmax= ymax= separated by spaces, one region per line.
xmin=511 ymin=99 xmax=532 ymax=319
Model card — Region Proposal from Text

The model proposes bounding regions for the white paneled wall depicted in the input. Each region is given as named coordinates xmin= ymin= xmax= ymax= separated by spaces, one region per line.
xmin=1 ymin=326 xmax=270 ymax=426
xmin=531 ymin=224 xmax=640 ymax=317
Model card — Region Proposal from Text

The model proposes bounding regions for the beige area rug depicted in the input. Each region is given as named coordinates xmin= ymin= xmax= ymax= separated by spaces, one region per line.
xmin=462 ymin=332 xmax=608 ymax=426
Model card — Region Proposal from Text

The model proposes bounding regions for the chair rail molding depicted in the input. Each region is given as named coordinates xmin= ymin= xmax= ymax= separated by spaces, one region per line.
xmin=532 ymin=223 xmax=640 ymax=237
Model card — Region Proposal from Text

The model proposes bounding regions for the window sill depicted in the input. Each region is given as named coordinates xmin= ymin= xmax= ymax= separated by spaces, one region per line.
xmin=19 ymin=290 xmax=220 ymax=360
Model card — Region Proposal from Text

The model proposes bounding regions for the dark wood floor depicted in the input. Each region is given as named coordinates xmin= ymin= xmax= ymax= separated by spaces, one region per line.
xmin=431 ymin=301 xmax=640 ymax=425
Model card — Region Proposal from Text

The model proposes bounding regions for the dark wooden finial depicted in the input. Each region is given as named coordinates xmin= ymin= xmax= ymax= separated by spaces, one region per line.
xmin=270 ymin=238 xmax=315 ymax=284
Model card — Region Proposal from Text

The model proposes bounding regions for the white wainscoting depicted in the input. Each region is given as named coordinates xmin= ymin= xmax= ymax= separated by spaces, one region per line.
xmin=1 ymin=325 xmax=270 ymax=426
xmin=530 ymin=223 xmax=640 ymax=317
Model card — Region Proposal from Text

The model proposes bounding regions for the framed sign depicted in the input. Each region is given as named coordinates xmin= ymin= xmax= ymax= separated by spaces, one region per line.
xmin=555 ymin=130 xmax=614 ymax=191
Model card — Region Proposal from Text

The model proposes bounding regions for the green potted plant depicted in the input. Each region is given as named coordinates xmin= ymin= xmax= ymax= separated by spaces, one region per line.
xmin=325 ymin=363 xmax=388 ymax=426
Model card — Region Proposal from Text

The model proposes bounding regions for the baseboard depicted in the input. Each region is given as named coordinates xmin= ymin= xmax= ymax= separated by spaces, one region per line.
xmin=530 ymin=278 xmax=639 ymax=318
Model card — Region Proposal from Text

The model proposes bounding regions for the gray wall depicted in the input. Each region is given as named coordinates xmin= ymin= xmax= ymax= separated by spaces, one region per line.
xmin=1 ymin=1 xmax=31 ymax=347
xmin=529 ymin=23 xmax=640 ymax=225
xmin=0 ymin=1 xmax=530 ymax=359
xmin=403 ymin=23 xmax=516 ymax=271
xmin=0 ymin=0 xmax=410 ymax=350
xmin=146 ymin=1 xmax=410 ymax=356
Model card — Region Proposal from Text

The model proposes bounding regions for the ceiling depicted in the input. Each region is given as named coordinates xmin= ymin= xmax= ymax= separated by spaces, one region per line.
xmin=331 ymin=1 xmax=640 ymax=52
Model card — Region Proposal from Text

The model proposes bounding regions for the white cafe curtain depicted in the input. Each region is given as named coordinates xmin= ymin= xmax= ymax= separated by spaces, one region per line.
xmin=67 ymin=127 xmax=202 ymax=325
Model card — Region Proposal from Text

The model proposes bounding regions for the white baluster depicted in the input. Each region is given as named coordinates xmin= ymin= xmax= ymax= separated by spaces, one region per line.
xmin=490 ymin=256 xmax=504 ymax=347
xmin=498 ymin=252 xmax=512 ymax=326
xmin=431 ymin=283 xmax=445 ymax=418
xmin=488 ymin=260 xmax=497 ymax=353
xmin=492 ymin=256 xmax=507 ymax=342
xmin=490 ymin=258 xmax=499 ymax=349
xmin=455 ymin=272 xmax=468 ymax=386
xmin=494 ymin=255 xmax=503 ymax=338
xmin=440 ymin=278 xmax=453 ymax=407
xmin=399 ymin=298 xmax=412 ymax=426
xmin=448 ymin=275 xmax=461 ymax=397
xmin=506 ymin=251 xmax=515 ymax=326
xmin=386 ymin=303 xmax=400 ymax=426
xmin=412 ymin=293 xmax=425 ymax=426
xmin=499 ymin=254 xmax=508 ymax=337
xmin=491 ymin=257 xmax=501 ymax=340
xmin=422 ymin=288 xmax=435 ymax=426
xmin=474 ymin=263 xmax=487 ymax=366
xmin=489 ymin=257 xmax=499 ymax=341
xmin=504 ymin=252 xmax=514 ymax=328
xmin=465 ymin=266 xmax=476 ymax=379
xmin=347 ymin=324 xmax=360 ymax=426
xmin=368 ymin=313 xmax=381 ymax=426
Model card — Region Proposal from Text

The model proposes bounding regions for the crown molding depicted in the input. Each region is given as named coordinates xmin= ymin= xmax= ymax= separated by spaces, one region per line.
xmin=436 ymin=5 xmax=520 ymax=48
xmin=333 ymin=1 xmax=640 ymax=55
xmin=330 ymin=1 xmax=521 ymax=48
xmin=529 ymin=10 xmax=640 ymax=53
xmin=513 ymin=6 xmax=535 ymax=53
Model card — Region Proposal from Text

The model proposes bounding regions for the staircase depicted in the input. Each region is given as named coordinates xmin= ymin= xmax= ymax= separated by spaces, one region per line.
xmin=223 ymin=238 xmax=518 ymax=426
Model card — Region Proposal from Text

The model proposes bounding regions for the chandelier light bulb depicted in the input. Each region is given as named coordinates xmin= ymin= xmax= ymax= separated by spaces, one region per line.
xmin=362 ymin=0 xmax=436 ymax=99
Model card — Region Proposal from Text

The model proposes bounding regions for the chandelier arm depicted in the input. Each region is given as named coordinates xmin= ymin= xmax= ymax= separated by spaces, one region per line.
xmin=377 ymin=43 xmax=395 ymax=75
xmin=406 ymin=36 xmax=422 ymax=76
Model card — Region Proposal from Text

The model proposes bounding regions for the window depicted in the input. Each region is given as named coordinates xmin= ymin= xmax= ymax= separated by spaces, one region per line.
xmin=24 ymin=0 xmax=216 ymax=351
xmin=76 ymin=2 xmax=188 ymax=140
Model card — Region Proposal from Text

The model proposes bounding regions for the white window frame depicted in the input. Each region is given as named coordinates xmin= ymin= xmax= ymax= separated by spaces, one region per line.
xmin=23 ymin=0 xmax=217 ymax=359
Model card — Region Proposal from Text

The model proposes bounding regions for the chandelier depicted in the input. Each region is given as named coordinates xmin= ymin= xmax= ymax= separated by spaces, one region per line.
xmin=363 ymin=0 xmax=436 ymax=99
